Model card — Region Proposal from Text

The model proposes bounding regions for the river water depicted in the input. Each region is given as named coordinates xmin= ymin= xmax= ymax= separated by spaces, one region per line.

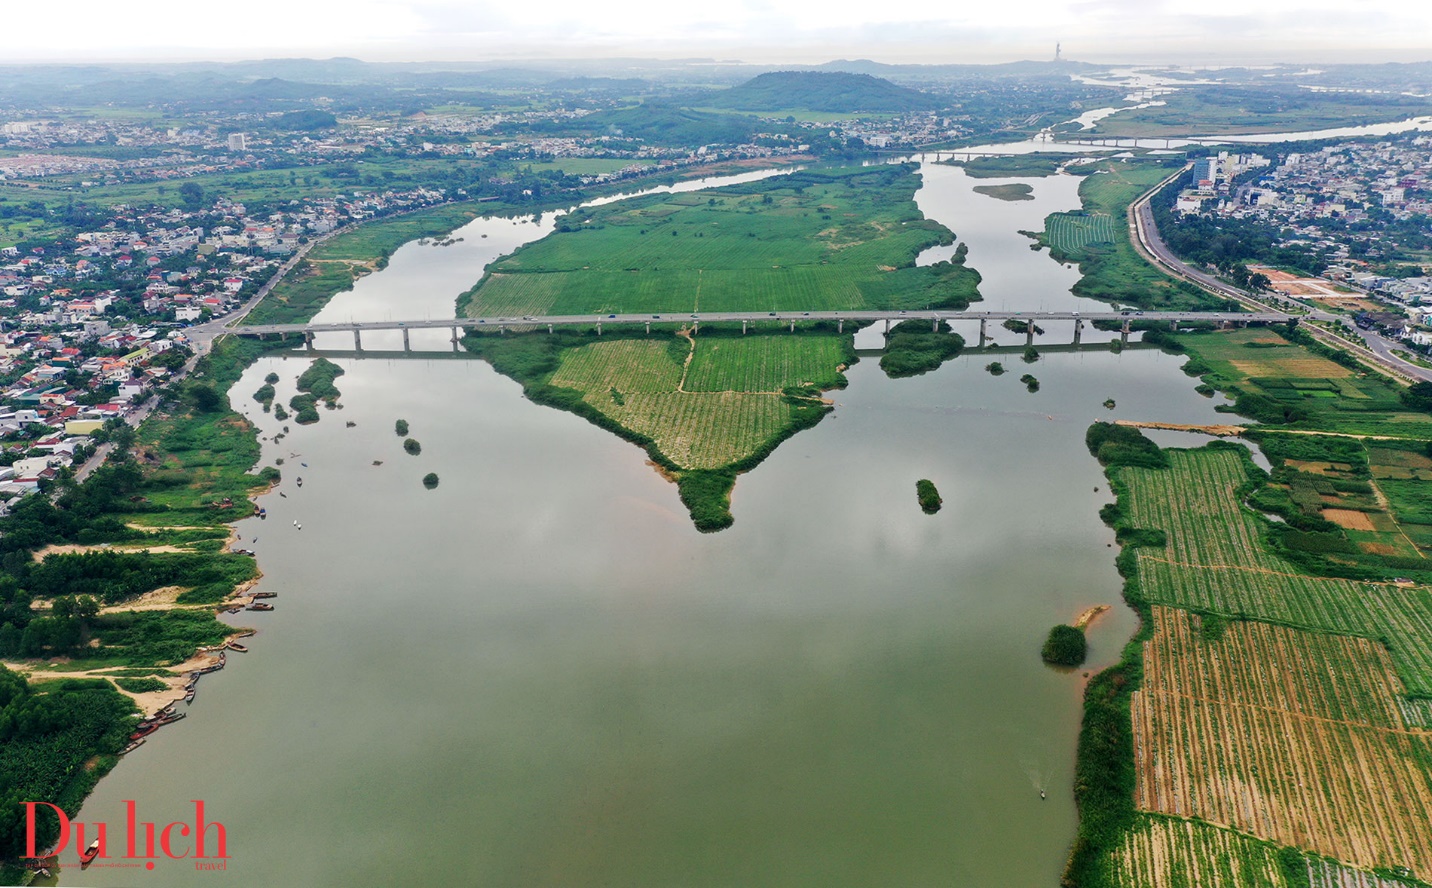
xmin=70 ymin=160 xmax=1240 ymax=887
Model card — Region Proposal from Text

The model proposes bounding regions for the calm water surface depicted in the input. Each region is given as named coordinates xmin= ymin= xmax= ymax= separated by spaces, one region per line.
xmin=71 ymin=161 xmax=1237 ymax=886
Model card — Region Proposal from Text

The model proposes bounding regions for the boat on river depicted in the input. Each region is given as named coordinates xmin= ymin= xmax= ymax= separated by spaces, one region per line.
xmin=80 ymin=839 xmax=101 ymax=867
xmin=248 ymin=602 xmax=274 ymax=611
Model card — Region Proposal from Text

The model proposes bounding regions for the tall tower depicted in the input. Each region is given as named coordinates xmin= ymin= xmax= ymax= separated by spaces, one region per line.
xmin=1055 ymin=43 xmax=1062 ymax=62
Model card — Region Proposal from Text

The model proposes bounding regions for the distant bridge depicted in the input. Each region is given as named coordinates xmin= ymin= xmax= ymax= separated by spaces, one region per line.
xmin=232 ymin=309 xmax=1292 ymax=352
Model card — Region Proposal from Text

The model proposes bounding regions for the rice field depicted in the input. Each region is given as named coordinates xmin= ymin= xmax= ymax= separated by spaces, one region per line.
xmin=1119 ymin=448 xmax=1432 ymax=693
xmin=607 ymin=392 xmax=792 ymax=469
xmin=1109 ymin=815 xmax=1422 ymax=888
xmin=550 ymin=339 xmax=684 ymax=394
xmin=1131 ymin=607 xmax=1432 ymax=878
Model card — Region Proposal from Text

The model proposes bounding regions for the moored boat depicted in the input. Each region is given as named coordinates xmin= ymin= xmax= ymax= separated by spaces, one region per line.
xmin=248 ymin=602 xmax=274 ymax=611
xmin=226 ymin=642 xmax=248 ymax=653
xmin=79 ymin=839 xmax=101 ymax=866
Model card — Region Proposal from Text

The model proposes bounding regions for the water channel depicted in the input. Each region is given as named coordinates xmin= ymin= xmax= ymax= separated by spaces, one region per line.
xmin=71 ymin=158 xmax=1244 ymax=886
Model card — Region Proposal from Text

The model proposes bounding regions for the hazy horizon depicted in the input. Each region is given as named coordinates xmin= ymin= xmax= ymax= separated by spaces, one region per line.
xmin=12 ymin=0 xmax=1432 ymax=69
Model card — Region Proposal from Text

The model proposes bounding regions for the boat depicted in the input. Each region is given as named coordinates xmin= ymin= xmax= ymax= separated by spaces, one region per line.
xmin=248 ymin=602 xmax=274 ymax=611
xmin=154 ymin=712 xmax=186 ymax=727
xmin=80 ymin=839 xmax=101 ymax=866
xmin=251 ymin=591 xmax=277 ymax=599
xmin=226 ymin=642 xmax=248 ymax=653
xmin=120 ymin=738 xmax=146 ymax=755
xmin=296 ymin=477 xmax=303 ymax=487
xmin=129 ymin=725 xmax=158 ymax=741
xmin=184 ymin=691 xmax=195 ymax=703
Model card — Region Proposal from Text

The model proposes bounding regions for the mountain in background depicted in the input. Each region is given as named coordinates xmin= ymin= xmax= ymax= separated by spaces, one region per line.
xmin=703 ymin=71 xmax=942 ymax=113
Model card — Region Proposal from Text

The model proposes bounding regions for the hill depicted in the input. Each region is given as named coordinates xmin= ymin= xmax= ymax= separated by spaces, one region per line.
xmin=704 ymin=71 xmax=941 ymax=113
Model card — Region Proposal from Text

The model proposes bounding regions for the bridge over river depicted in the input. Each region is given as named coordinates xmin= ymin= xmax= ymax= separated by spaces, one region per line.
xmin=232 ymin=309 xmax=1292 ymax=353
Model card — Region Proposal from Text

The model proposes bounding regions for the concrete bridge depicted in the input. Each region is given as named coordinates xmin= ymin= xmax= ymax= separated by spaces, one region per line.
xmin=232 ymin=309 xmax=1291 ymax=353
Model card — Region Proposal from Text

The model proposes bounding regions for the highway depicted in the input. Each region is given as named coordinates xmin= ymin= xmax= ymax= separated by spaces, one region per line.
xmin=1128 ymin=166 xmax=1432 ymax=384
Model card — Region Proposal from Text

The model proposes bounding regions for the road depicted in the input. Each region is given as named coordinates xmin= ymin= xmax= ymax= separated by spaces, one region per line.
xmin=1127 ymin=168 xmax=1432 ymax=384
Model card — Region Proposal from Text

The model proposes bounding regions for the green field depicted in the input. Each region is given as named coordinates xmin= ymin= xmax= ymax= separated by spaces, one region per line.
xmin=548 ymin=333 xmax=847 ymax=471
xmin=1087 ymin=86 xmax=1432 ymax=138
xmin=460 ymin=164 xmax=980 ymax=317
xmin=1038 ymin=159 xmax=1219 ymax=310
xmin=1118 ymin=447 xmax=1432 ymax=694
xmin=948 ymin=153 xmax=1090 ymax=178
xmin=1043 ymin=212 xmax=1114 ymax=258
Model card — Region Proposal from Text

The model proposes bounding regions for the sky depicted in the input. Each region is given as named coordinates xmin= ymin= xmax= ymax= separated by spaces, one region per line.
xmin=10 ymin=0 xmax=1432 ymax=65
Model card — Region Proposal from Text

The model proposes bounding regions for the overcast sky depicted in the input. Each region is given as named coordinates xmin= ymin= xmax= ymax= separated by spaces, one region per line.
xmin=10 ymin=0 xmax=1432 ymax=65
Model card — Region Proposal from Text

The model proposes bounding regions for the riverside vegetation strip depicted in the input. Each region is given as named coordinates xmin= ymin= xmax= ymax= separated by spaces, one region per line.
xmin=1066 ymin=323 xmax=1432 ymax=888
xmin=459 ymin=164 xmax=981 ymax=530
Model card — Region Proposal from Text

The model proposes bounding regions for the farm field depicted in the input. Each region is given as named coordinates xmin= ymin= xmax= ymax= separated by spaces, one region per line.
xmin=1130 ymin=606 xmax=1432 ymax=877
xmin=1118 ymin=447 xmax=1432 ymax=693
xmin=1042 ymin=212 xmax=1114 ymax=259
xmin=547 ymin=333 xmax=848 ymax=471
xmin=460 ymin=163 xmax=980 ymax=318
xmin=1038 ymin=158 xmax=1219 ymax=310
xmin=1108 ymin=815 xmax=1421 ymax=888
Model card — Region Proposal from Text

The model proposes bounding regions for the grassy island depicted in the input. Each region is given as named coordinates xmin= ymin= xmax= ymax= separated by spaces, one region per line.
xmin=916 ymin=479 xmax=942 ymax=514
xmin=459 ymin=164 xmax=981 ymax=530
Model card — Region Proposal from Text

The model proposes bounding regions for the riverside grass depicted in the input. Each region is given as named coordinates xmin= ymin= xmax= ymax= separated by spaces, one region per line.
xmin=462 ymin=164 xmax=979 ymax=531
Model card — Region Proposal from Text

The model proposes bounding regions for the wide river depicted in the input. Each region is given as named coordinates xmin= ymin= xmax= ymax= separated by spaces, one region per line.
xmin=72 ymin=159 xmax=1242 ymax=886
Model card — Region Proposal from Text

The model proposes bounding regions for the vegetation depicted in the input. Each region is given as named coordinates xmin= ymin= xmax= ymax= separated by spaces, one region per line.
xmin=403 ymin=438 xmax=422 ymax=455
xmin=460 ymin=165 xmax=979 ymax=318
xmin=972 ymin=183 xmax=1035 ymax=201
xmin=916 ymin=479 xmax=942 ymax=514
xmin=1042 ymin=624 xmax=1088 ymax=666
xmin=1088 ymin=85 xmax=1432 ymax=138
xmin=880 ymin=321 xmax=964 ymax=378
xmin=1086 ymin=422 xmax=1168 ymax=469
xmin=703 ymin=71 xmax=940 ymax=114
xmin=1037 ymin=159 xmax=1224 ymax=311
xmin=1020 ymin=373 xmax=1041 ymax=392
xmin=422 ymin=473 xmax=439 ymax=489
xmin=395 ymin=419 xmax=409 ymax=436
xmin=113 ymin=676 xmax=168 ymax=694
xmin=951 ymin=153 xmax=1089 ymax=178
xmin=986 ymin=361 xmax=1006 ymax=375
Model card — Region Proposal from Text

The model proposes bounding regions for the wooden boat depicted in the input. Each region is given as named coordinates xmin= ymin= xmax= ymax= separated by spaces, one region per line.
xmin=129 ymin=724 xmax=158 ymax=741
xmin=80 ymin=839 xmax=101 ymax=866
xmin=248 ymin=602 xmax=274 ymax=611
xmin=120 ymin=738 xmax=146 ymax=755
xmin=226 ymin=642 xmax=248 ymax=653
xmin=184 ymin=691 xmax=195 ymax=703
xmin=251 ymin=591 xmax=277 ymax=599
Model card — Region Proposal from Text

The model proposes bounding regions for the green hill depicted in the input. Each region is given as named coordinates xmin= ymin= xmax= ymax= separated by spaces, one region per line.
xmin=705 ymin=71 xmax=941 ymax=114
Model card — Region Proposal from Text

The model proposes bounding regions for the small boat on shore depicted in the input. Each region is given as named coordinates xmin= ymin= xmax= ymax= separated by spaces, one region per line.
xmin=251 ymin=591 xmax=277 ymax=599
xmin=225 ymin=605 xmax=243 ymax=614
xmin=248 ymin=602 xmax=274 ymax=611
xmin=80 ymin=839 xmax=101 ymax=866
xmin=129 ymin=725 xmax=158 ymax=742
xmin=121 ymin=738 xmax=146 ymax=755
xmin=226 ymin=642 xmax=248 ymax=653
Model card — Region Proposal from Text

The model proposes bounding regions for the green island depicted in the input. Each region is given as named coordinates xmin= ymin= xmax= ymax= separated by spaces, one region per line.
xmin=916 ymin=479 xmax=942 ymax=514
xmin=458 ymin=164 xmax=980 ymax=530
xmin=1065 ymin=323 xmax=1432 ymax=888
xmin=1041 ymin=624 xmax=1088 ymax=666
xmin=972 ymin=183 xmax=1035 ymax=202
xmin=1081 ymin=85 xmax=1432 ymax=138
xmin=288 ymin=356 xmax=345 ymax=424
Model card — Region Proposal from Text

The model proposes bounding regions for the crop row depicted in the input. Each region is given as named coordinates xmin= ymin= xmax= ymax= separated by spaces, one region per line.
xmin=604 ymin=392 xmax=790 ymax=469
xmin=550 ymin=339 xmax=685 ymax=395
xmin=1121 ymin=449 xmax=1432 ymax=693
xmin=1110 ymin=815 xmax=1413 ymax=888
xmin=1132 ymin=606 xmax=1432 ymax=877
xmin=685 ymin=336 xmax=846 ymax=393
xmin=1045 ymin=212 xmax=1114 ymax=258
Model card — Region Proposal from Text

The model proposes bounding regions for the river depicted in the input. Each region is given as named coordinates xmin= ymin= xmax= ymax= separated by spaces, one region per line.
xmin=69 ymin=159 xmax=1242 ymax=886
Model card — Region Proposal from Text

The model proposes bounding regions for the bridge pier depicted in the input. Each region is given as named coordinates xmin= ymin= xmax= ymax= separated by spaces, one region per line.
xmin=401 ymin=327 xmax=410 ymax=352
xmin=1121 ymin=319 xmax=1131 ymax=347
xmin=837 ymin=319 xmax=843 ymax=334
xmin=1073 ymin=318 xmax=1083 ymax=344
xmin=452 ymin=327 xmax=460 ymax=352
xmin=596 ymin=322 xmax=602 ymax=336
xmin=979 ymin=318 xmax=986 ymax=347
xmin=1026 ymin=325 xmax=1035 ymax=346
xmin=931 ymin=316 xmax=939 ymax=332
xmin=1169 ymin=319 xmax=1178 ymax=331
xmin=304 ymin=332 xmax=314 ymax=353
xmin=790 ymin=319 xmax=795 ymax=333
xmin=549 ymin=324 xmax=554 ymax=334
xmin=884 ymin=318 xmax=891 ymax=335
xmin=693 ymin=320 xmax=699 ymax=334
xmin=645 ymin=321 xmax=651 ymax=334
xmin=352 ymin=328 xmax=362 ymax=352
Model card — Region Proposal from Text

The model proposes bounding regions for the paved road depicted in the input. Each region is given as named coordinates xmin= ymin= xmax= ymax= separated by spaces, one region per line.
xmin=235 ymin=308 xmax=1290 ymax=338
xmin=1127 ymin=171 xmax=1432 ymax=384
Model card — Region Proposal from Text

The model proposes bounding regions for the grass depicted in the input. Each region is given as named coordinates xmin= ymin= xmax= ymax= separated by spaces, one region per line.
xmin=972 ymin=183 xmax=1034 ymax=201
xmin=1038 ymin=159 xmax=1222 ymax=310
xmin=1088 ymin=86 xmax=1432 ymax=138
xmin=460 ymin=164 xmax=979 ymax=317
xmin=948 ymin=153 xmax=1089 ymax=178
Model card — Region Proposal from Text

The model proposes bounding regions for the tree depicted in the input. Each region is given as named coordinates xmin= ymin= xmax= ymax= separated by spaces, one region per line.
xmin=1402 ymin=381 xmax=1432 ymax=413
xmin=179 ymin=182 xmax=204 ymax=210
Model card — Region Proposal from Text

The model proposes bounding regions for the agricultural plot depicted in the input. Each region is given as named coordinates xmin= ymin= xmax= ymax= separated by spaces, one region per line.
xmin=1108 ymin=815 xmax=1422 ymax=888
xmin=685 ymin=336 xmax=846 ymax=392
xmin=460 ymin=164 xmax=979 ymax=318
xmin=1043 ymin=212 xmax=1114 ymax=259
xmin=1120 ymin=448 xmax=1432 ymax=693
xmin=1131 ymin=606 xmax=1432 ymax=877
xmin=548 ymin=334 xmax=845 ymax=470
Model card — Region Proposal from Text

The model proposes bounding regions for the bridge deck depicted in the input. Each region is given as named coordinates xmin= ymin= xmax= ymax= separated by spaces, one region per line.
xmin=233 ymin=309 xmax=1290 ymax=336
